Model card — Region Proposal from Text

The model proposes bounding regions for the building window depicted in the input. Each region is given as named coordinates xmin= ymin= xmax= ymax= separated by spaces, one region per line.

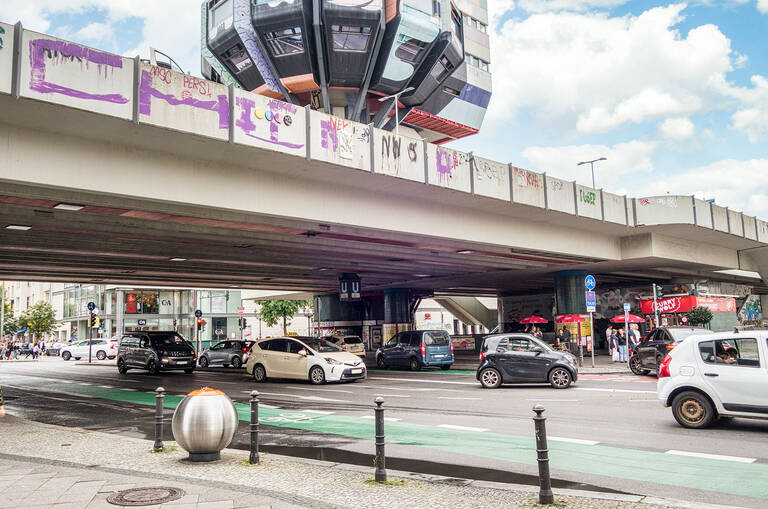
xmin=331 ymin=25 xmax=371 ymax=52
xmin=222 ymin=43 xmax=252 ymax=73
xmin=467 ymin=53 xmax=490 ymax=72
xmin=465 ymin=15 xmax=487 ymax=33
xmin=395 ymin=36 xmax=428 ymax=64
xmin=265 ymin=27 xmax=304 ymax=56
xmin=429 ymin=55 xmax=454 ymax=82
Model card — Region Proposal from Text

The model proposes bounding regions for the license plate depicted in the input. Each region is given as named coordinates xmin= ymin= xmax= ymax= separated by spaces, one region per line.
xmin=350 ymin=369 xmax=363 ymax=374
xmin=434 ymin=354 xmax=444 ymax=358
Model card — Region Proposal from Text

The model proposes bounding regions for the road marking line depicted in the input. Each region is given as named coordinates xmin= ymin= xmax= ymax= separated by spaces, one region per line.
xmin=377 ymin=394 xmax=411 ymax=398
xmin=665 ymin=450 xmax=756 ymax=463
xmin=549 ymin=436 xmax=599 ymax=445
xmin=360 ymin=416 xmax=401 ymax=422
xmin=292 ymin=387 xmax=353 ymax=394
xmin=368 ymin=377 xmax=476 ymax=386
xmin=298 ymin=409 xmax=335 ymax=415
xmin=438 ymin=397 xmax=480 ymax=400
xmin=526 ymin=399 xmax=579 ymax=402
xmin=121 ymin=388 xmax=137 ymax=391
xmin=98 ymin=385 xmax=114 ymax=389
xmin=437 ymin=424 xmax=487 ymax=432
xmin=255 ymin=391 xmax=347 ymax=402
xmin=79 ymin=382 xmax=93 ymax=385
xmin=575 ymin=387 xmax=655 ymax=394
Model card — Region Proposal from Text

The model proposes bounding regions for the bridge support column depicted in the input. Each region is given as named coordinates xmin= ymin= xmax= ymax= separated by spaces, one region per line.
xmin=554 ymin=271 xmax=588 ymax=315
xmin=383 ymin=289 xmax=411 ymax=344
xmin=313 ymin=294 xmax=363 ymax=337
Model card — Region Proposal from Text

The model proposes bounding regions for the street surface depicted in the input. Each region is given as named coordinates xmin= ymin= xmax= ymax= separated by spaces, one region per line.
xmin=2 ymin=358 xmax=767 ymax=508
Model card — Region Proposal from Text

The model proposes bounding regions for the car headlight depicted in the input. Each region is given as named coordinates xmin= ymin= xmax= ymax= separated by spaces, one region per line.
xmin=324 ymin=357 xmax=342 ymax=365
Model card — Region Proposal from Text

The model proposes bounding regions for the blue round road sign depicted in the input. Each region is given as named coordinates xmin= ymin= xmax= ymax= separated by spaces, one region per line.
xmin=87 ymin=301 xmax=96 ymax=312
xmin=585 ymin=275 xmax=596 ymax=290
xmin=194 ymin=309 xmax=203 ymax=318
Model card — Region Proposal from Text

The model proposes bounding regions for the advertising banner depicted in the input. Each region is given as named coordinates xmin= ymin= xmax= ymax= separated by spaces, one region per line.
xmin=639 ymin=296 xmax=736 ymax=314
xmin=20 ymin=30 xmax=134 ymax=119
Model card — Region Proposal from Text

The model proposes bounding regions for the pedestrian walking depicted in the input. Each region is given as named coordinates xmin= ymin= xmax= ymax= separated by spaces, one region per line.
xmin=628 ymin=324 xmax=641 ymax=356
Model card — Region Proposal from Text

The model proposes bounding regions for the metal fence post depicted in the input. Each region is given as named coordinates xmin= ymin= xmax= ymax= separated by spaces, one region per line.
xmin=374 ymin=396 xmax=387 ymax=482
xmin=533 ymin=405 xmax=553 ymax=504
xmin=250 ymin=390 xmax=260 ymax=464
xmin=153 ymin=387 xmax=165 ymax=451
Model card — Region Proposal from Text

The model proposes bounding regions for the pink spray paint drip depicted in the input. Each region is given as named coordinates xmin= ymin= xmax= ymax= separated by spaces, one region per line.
xmin=436 ymin=148 xmax=456 ymax=183
xmin=28 ymin=39 xmax=129 ymax=104
xmin=139 ymin=70 xmax=229 ymax=129
xmin=235 ymin=96 xmax=304 ymax=149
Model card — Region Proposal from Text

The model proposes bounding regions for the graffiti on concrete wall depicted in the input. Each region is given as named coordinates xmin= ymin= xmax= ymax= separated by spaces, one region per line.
xmin=233 ymin=0 xmax=281 ymax=92
xmin=739 ymin=295 xmax=762 ymax=321
xmin=235 ymin=94 xmax=303 ymax=150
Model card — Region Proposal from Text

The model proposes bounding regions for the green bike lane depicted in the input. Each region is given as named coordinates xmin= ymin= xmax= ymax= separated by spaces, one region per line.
xmin=47 ymin=381 xmax=768 ymax=501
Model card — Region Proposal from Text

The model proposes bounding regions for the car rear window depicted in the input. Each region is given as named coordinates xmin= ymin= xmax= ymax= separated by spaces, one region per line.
xmin=344 ymin=336 xmax=362 ymax=344
xmin=424 ymin=332 xmax=450 ymax=346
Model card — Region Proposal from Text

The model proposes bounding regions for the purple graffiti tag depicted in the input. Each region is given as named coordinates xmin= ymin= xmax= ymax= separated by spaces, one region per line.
xmin=320 ymin=119 xmax=339 ymax=152
xmin=235 ymin=95 xmax=304 ymax=149
xmin=139 ymin=70 xmax=229 ymax=129
xmin=436 ymin=148 xmax=455 ymax=183
xmin=29 ymin=39 xmax=129 ymax=104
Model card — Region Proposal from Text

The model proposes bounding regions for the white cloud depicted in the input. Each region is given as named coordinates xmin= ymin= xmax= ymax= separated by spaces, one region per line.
xmin=485 ymin=4 xmax=742 ymax=135
xmin=517 ymin=0 xmax=629 ymax=13
xmin=729 ymin=75 xmax=768 ymax=142
xmin=759 ymin=0 xmax=768 ymax=14
xmin=522 ymin=140 xmax=655 ymax=188
xmin=657 ymin=117 xmax=695 ymax=140
xmin=74 ymin=22 xmax=112 ymax=43
xmin=646 ymin=159 xmax=768 ymax=217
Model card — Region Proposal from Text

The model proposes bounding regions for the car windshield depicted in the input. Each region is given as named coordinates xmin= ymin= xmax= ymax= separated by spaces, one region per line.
xmin=424 ymin=331 xmax=450 ymax=346
xmin=669 ymin=328 xmax=714 ymax=342
xmin=300 ymin=338 xmax=342 ymax=353
xmin=343 ymin=336 xmax=362 ymax=344
xmin=150 ymin=333 xmax=187 ymax=346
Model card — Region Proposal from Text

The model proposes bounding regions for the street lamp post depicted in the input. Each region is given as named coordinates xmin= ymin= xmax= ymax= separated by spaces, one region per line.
xmin=577 ymin=157 xmax=607 ymax=189
xmin=378 ymin=87 xmax=414 ymax=137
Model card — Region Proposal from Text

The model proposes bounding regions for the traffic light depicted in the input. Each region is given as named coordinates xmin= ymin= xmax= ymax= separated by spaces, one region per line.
xmin=653 ymin=283 xmax=664 ymax=298
xmin=196 ymin=317 xmax=203 ymax=328
xmin=89 ymin=314 xmax=97 ymax=327
xmin=242 ymin=318 xmax=247 ymax=328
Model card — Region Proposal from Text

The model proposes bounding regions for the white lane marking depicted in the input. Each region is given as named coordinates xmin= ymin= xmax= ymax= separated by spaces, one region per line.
xmin=292 ymin=387 xmax=353 ymax=394
xmin=59 ymin=380 xmax=73 ymax=384
xmin=438 ymin=397 xmax=480 ymax=401
xmin=360 ymin=415 xmax=401 ymax=422
xmin=666 ymin=450 xmax=756 ymax=464
xmin=362 ymin=385 xmax=440 ymax=392
xmin=549 ymin=436 xmax=599 ymax=446
xmin=98 ymin=385 xmax=114 ymax=389
xmin=373 ymin=394 xmax=411 ymax=398
xmin=121 ymin=388 xmax=137 ymax=391
xmin=437 ymin=424 xmax=487 ymax=432
xmin=297 ymin=409 xmax=335 ymax=415
xmin=368 ymin=377 xmax=476 ymax=386
xmin=253 ymin=391 xmax=347 ymax=403
xmin=79 ymin=382 xmax=93 ymax=385
xmin=526 ymin=399 xmax=579 ymax=402
xmin=574 ymin=387 xmax=656 ymax=395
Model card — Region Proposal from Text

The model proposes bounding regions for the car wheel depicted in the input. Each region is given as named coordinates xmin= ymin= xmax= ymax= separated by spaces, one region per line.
xmin=96 ymin=350 xmax=106 ymax=361
xmin=198 ymin=356 xmax=209 ymax=368
xmin=309 ymin=366 xmax=326 ymax=385
xmin=117 ymin=359 xmax=128 ymax=374
xmin=409 ymin=357 xmax=421 ymax=371
xmin=62 ymin=351 xmax=71 ymax=361
xmin=672 ymin=391 xmax=715 ymax=429
xmin=232 ymin=356 xmax=242 ymax=369
xmin=479 ymin=367 xmax=502 ymax=389
xmin=629 ymin=355 xmax=645 ymax=375
xmin=440 ymin=364 xmax=452 ymax=370
xmin=376 ymin=356 xmax=387 ymax=369
xmin=549 ymin=367 xmax=572 ymax=389
xmin=184 ymin=368 xmax=195 ymax=374
xmin=252 ymin=364 xmax=267 ymax=383
xmin=147 ymin=359 xmax=160 ymax=376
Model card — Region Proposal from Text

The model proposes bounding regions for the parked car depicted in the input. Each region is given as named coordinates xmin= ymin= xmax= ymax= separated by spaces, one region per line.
xmin=322 ymin=335 xmax=366 ymax=359
xmin=658 ymin=330 xmax=768 ymax=428
xmin=61 ymin=338 xmax=119 ymax=361
xmin=246 ymin=336 xmax=366 ymax=384
xmin=117 ymin=331 xmax=196 ymax=375
xmin=198 ymin=340 xmax=253 ymax=368
xmin=476 ymin=334 xmax=578 ymax=389
xmin=376 ymin=330 xmax=454 ymax=371
xmin=630 ymin=326 xmax=714 ymax=375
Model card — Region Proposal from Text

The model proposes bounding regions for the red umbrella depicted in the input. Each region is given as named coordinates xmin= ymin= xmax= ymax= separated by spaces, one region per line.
xmin=610 ymin=314 xmax=645 ymax=323
xmin=520 ymin=316 xmax=548 ymax=324
xmin=555 ymin=314 xmax=585 ymax=323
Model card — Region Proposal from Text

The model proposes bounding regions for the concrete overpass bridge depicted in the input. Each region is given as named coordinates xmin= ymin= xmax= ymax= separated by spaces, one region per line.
xmin=2 ymin=21 xmax=768 ymax=332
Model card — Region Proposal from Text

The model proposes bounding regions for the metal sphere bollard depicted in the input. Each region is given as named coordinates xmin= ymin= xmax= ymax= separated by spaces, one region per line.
xmin=171 ymin=387 xmax=238 ymax=462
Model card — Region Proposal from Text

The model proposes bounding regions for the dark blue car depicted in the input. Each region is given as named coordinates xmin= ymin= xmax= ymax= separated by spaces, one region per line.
xmin=376 ymin=330 xmax=454 ymax=370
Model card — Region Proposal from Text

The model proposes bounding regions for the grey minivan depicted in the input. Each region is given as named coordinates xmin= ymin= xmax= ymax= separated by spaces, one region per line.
xmin=376 ymin=330 xmax=454 ymax=370
xmin=117 ymin=331 xmax=196 ymax=375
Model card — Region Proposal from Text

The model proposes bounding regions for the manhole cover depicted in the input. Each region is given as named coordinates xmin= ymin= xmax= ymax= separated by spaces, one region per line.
xmin=107 ymin=487 xmax=185 ymax=506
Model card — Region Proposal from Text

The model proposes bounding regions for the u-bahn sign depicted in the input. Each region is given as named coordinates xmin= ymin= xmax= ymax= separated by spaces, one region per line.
xmin=339 ymin=273 xmax=361 ymax=302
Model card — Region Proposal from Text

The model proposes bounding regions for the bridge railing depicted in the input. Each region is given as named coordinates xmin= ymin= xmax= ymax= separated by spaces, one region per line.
xmin=0 ymin=21 xmax=764 ymax=242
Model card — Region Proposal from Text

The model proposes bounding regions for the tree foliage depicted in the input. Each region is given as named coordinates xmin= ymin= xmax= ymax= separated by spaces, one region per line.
xmin=686 ymin=306 xmax=713 ymax=326
xmin=21 ymin=301 xmax=58 ymax=340
xmin=2 ymin=297 xmax=19 ymax=337
xmin=258 ymin=299 xmax=311 ymax=334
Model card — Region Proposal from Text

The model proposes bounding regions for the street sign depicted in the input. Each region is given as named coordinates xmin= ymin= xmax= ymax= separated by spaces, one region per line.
xmin=585 ymin=275 xmax=596 ymax=290
xmin=623 ymin=303 xmax=631 ymax=312
xmin=585 ymin=291 xmax=596 ymax=312
xmin=339 ymin=273 xmax=361 ymax=301
xmin=87 ymin=301 xmax=96 ymax=312
xmin=194 ymin=309 xmax=203 ymax=318
xmin=237 ymin=307 xmax=244 ymax=315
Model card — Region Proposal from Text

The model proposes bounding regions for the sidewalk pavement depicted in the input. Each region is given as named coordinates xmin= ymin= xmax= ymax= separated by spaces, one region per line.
xmin=0 ymin=414 xmax=722 ymax=509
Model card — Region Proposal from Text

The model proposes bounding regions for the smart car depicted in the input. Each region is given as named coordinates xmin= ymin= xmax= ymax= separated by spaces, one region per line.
xmin=246 ymin=336 xmax=366 ymax=384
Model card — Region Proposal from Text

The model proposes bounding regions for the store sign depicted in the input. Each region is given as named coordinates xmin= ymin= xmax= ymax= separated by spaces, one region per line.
xmin=639 ymin=296 xmax=737 ymax=314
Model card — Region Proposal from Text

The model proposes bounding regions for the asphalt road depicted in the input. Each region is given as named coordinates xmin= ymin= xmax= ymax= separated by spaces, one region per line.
xmin=2 ymin=357 xmax=767 ymax=508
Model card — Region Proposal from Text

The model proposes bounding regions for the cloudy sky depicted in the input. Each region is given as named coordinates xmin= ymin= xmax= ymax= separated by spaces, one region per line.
xmin=1 ymin=1 xmax=767 ymax=216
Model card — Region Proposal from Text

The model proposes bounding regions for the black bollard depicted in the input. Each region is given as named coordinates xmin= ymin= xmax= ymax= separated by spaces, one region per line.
xmin=374 ymin=396 xmax=387 ymax=482
xmin=153 ymin=387 xmax=165 ymax=452
xmin=249 ymin=390 xmax=260 ymax=464
xmin=533 ymin=404 xmax=554 ymax=504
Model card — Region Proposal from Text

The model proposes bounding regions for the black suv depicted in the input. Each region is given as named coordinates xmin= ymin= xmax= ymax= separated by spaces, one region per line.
xmin=117 ymin=331 xmax=196 ymax=375
xmin=630 ymin=326 xmax=713 ymax=375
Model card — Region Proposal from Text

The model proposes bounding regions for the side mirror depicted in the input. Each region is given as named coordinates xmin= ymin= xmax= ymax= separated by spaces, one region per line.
xmin=532 ymin=347 xmax=544 ymax=355
xmin=298 ymin=349 xmax=308 ymax=357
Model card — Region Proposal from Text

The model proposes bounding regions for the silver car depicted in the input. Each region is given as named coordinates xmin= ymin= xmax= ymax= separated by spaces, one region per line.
xmin=198 ymin=340 xmax=253 ymax=368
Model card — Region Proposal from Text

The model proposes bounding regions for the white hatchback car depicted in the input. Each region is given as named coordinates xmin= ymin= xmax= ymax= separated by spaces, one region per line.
xmin=61 ymin=338 xmax=119 ymax=361
xmin=658 ymin=330 xmax=768 ymax=428
xmin=246 ymin=336 xmax=366 ymax=384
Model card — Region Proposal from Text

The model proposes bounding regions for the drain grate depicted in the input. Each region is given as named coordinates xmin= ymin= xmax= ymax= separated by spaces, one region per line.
xmin=107 ymin=487 xmax=185 ymax=506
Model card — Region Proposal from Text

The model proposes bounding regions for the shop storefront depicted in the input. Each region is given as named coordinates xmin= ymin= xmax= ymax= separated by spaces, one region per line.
xmin=639 ymin=296 xmax=738 ymax=330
